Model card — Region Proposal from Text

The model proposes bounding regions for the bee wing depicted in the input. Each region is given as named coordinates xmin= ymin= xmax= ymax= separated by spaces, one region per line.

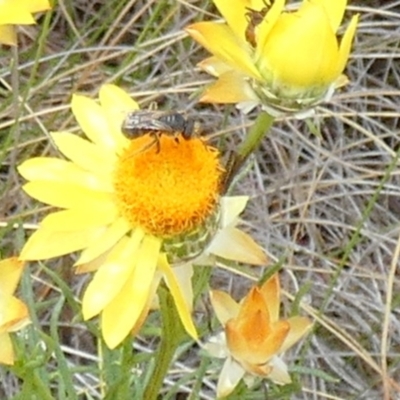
xmin=122 ymin=111 xmax=175 ymax=134
xmin=143 ymin=119 xmax=175 ymax=132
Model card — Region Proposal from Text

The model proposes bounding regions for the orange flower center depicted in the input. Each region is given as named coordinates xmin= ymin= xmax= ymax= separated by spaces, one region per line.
xmin=113 ymin=133 xmax=223 ymax=237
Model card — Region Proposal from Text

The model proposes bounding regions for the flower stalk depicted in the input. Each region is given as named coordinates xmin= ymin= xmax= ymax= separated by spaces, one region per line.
xmin=143 ymin=285 xmax=186 ymax=400
xmin=223 ymin=111 xmax=274 ymax=192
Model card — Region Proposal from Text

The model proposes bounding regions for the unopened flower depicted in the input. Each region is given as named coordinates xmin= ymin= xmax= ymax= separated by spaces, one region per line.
xmin=186 ymin=0 xmax=358 ymax=115
xmin=0 ymin=257 xmax=30 ymax=365
xmin=205 ymin=273 xmax=312 ymax=398
xmin=18 ymin=84 xmax=268 ymax=349
xmin=0 ymin=0 xmax=51 ymax=46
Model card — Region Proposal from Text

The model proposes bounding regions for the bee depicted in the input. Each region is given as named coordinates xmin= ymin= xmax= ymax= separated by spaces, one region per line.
xmin=121 ymin=110 xmax=198 ymax=153
xmin=245 ymin=1 xmax=271 ymax=47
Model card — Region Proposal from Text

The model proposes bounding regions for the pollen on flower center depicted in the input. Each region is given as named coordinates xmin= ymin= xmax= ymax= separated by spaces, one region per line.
xmin=113 ymin=133 xmax=223 ymax=237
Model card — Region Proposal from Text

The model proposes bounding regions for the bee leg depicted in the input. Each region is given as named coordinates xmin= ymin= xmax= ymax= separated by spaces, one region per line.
xmin=135 ymin=135 xmax=158 ymax=155
xmin=155 ymin=136 xmax=161 ymax=153
xmin=121 ymin=134 xmax=161 ymax=161
xmin=183 ymin=119 xmax=195 ymax=140
xmin=148 ymin=101 xmax=158 ymax=111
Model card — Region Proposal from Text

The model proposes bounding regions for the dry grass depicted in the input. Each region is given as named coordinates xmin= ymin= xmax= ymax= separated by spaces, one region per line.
xmin=1 ymin=1 xmax=400 ymax=399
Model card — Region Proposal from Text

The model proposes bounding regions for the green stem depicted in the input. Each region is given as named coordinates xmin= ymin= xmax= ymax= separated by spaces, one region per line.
xmin=143 ymin=285 xmax=184 ymax=400
xmin=222 ymin=111 xmax=275 ymax=193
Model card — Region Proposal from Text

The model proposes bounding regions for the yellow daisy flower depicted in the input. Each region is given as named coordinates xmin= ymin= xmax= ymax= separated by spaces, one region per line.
xmin=204 ymin=273 xmax=312 ymax=398
xmin=0 ymin=257 xmax=30 ymax=365
xmin=0 ymin=0 xmax=51 ymax=46
xmin=18 ymin=84 xmax=268 ymax=349
xmin=186 ymin=0 xmax=358 ymax=115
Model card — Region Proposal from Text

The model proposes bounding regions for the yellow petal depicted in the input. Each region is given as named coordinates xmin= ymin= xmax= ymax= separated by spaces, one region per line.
xmin=200 ymin=71 xmax=258 ymax=104
xmin=208 ymin=227 xmax=268 ymax=265
xmin=210 ymin=290 xmax=240 ymax=325
xmin=226 ymin=318 xmax=289 ymax=365
xmin=186 ymin=22 xmax=261 ymax=80
xmin=20 ymin=0 xmax=51 ymax=13
xmin=255 ymin=0 xmax=286 ymax=58
xmin=250 ymin=0 xmax=272 ymax=6
xmin=258 ymin=3 xmax=340 ymax=87
xmin=235 ymin=286 xmax=269 ymax=324
xmin=75 ymin=250 xmax=110 ymax=274
xmin=7 ymin=315 xmax=31 ymax=332
xmin=0 ymin=333 xmax=14 ymax=365
xmin=71 ymin=94 xmax=117 ymax=150
xmin=51 ymin=132 xmax=116 ymax=175
xmin=171 ymin=264 xmax=194 ymax=313
xmin=75 ymin=217 xmax=132 ymax=265
xmin=0 ymin=295 xmax=29 ymax=332
xmin=213 ymin=0 xmax=249 ymax=41
xmin=220 ymin=196 xmax=249 ymax=227
xmin=99 ymin=84 xmax=139 ymax=111
xmin=20 ymin=226 xmax=103 ymax=260
xmin=130 ymin=273 xmax=162 ymax=336
xmin=0 ymin=258 xmax=24 ymax=295
xmin=315 ymin=0 xmax=346 ymax=31
xmin=0 ymin=7 xmax=35 ymax=25
xmin=98 ymin=84 xmax=138 ymax=153
xmin=158 ymin=255 xmax=197 ymax=340
xmin=336 ymin=14 xmax=359 ymax=77
xmin=40 ymin=207 xmax=118 ymax=231
xmin=18 ymin=157 xmax=112 ymax=191
xmin=0 ymin=25 xmax=17 ymax=46
xmin=260 ymin=274 xmax=280 ymax=322
xmin=262 ymin=321 xmax=290 ymax=355
xmin=101 ymin=235 xmax=161 ymax=348
xmin=198 ymin=56 xmax=234 ymax=77
xmin=280 ymin=316 xmax=312 ymax=353
xmin=22 ymin=180 xmax=113 ymax=209
xmin=217 ymin=358 xmax=245 ymax=398
xmin=82 ymin=233 xmax=144 ymax=320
